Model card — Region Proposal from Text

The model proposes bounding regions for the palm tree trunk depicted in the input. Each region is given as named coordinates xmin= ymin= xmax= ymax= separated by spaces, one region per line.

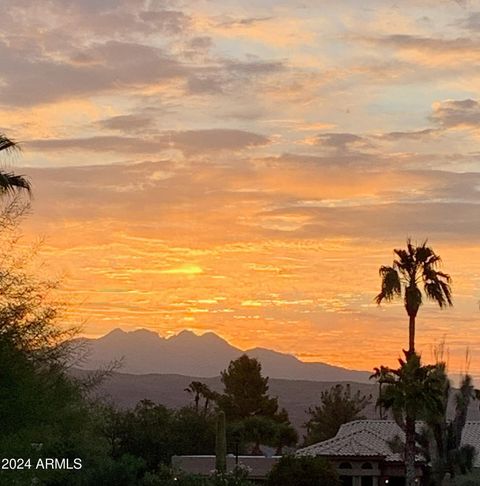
xmin=204 ymin=397 xmax=209 ymax=415
xmin=195 ymin=394 xmax=199 ymax=413
xmin=408 ymin=314 xmax=415 ymax=355
xmin=252 ymin=440 xmax=262 ymax=456
xmin=405 ymin=415 xmax=416 ymax=486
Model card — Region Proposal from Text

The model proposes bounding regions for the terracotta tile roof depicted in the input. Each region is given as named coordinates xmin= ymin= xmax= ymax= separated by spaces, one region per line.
xmin=297 ymin=420 xmax=408 ymax=462
xmin=461 ymin=421 xmax=480 ymax=468
xmin=297 ymin=419 xmax=480 ymax=465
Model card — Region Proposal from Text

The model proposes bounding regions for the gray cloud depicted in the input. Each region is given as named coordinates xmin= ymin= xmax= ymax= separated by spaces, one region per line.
xmin=27 ymin=129 xmax=270 ymax=155
xmin=188 ymin=36 xmax=213 ymax=50
xmin=225 ymin=59 xmax=285 ymax=75
xmin=262 ymin=201 xmax=480 ymax=241
xmin=169 ymin=129 xmax=270 ymax=153
xmin=0 ymin=40 xmax=186 ymax=106
xmin=98 ymin=115 xmax=157 ymax=133
xmin=376 ymin=34 xmax=479 ymax=53
xmin=138 ymin=9 xmax=190 ymax=34
xmin=0 ymin=1 xmax=287 ymax=107
xmin=381 ymin=129 xmax=437 ymax=140
xmin=217 ymin=16 xmax=273 ymax=28
xmin=430 ymin=99 xmax=480 ymax=128
xmin=455 ymin=12 xmax=480 ymax=32
xmin=182 ymin=36 xmax=214 ymax=61
xmin=187 ymin=75 xmax=225 ymax=94
xmin=27 ymin=136 xmax=169 ymax=154
xmin=310 ymin=133 xmax=373 ymax=154
xmin=4 ymin=0 xmax=191 ymax=38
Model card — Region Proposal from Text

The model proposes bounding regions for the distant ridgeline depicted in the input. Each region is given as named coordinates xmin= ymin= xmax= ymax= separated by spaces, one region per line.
xmin=75 ymin=328 xmax=371 ymax=382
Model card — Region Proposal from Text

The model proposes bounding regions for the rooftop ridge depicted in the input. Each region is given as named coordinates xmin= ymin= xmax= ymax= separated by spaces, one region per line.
xmin=298 ymin=420 xmax=480 ymax=466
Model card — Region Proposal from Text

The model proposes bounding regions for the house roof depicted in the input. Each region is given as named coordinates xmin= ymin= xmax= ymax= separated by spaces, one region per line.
xmin=461 ymin=422 xmax=480 ymax=467
xmin=297 ymin=420 xmax=480 ymax=466
xmin=297 ymin=420 xmax=409 ymax=462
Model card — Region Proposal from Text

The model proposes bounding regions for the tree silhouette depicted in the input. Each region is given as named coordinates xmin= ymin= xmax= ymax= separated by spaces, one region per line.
xmin=375 ymin=240 xmax=453 ymax=486
xmin=0 ymin=135 xmax=31 ymax=196
xmin=184 ymin=381 xmax=218 ymax=415
xmin=273 ymin=421 xmax=298 ymax=455
xmin=372 ymin=352 xmax=445 ymax=486
xmin=184 ymin=381 xmax=204 ymax=413
xmin=304 ymin=384 xmax=372 ymax=445
xmin=218 ymin=354 xmax=279 ymax=420
xmin=376 ymin=239 xmax=452 ymax=355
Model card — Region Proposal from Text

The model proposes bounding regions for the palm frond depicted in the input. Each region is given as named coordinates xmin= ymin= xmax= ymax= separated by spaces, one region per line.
xmin=0 ymin=171 xmax=31 ymax=196
xmin=0 ymin=135 xmax=20 ymax=153
xmin=423 ymin=268 xmax=452 ymax=308
xmin=415 ymin=242 xmax=436 ymax=264
xmin=375 ymin=266 xmax=401 ymax=304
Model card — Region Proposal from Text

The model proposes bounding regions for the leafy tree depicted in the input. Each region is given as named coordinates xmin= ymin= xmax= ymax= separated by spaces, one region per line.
xmin=103 ymin=402 xmax=217 ymax=471
xmin=242 ymin=416 xmax=277 ymax=455
xmin=273 ymin=421 xmax=298 ymax=455
xmin=303 ymin=384 xmax=371 ymax=445
xmin=240 ymin=416 xmax=298 ymax=455
xmin=104 ymin=400 xmax=174 ymax=469
xmin=217 ymin=355 xmax=296 ymax=456
xmin=267 ymin=455 xmax=340 ymax=486
xmin=171 ymin=407 xmax=216 ymax=456
xmin=84 ymin=454 xmax=146 ymax=486
xmin=372 ymin=352 xmax=446 ymax=486
xmin=218 ymin=354 xmax=280 ymax=420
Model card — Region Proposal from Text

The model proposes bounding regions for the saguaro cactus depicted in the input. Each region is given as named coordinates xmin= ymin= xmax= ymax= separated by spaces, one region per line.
xmin=215 ymin=410 xmax=227 ymax=473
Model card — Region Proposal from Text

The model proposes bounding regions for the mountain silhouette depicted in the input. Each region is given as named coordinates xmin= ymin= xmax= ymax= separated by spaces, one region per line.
xmin=76 ymin=328 xmax=371 ymax=383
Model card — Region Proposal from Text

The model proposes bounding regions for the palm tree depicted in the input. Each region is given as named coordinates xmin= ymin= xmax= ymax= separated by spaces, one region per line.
xmin=419 ymin=371 xmax=479 ymax=483
xmin=451 ymin=374 xmax=480 ymax=454
xmin=375 ymin=239 xmax=452 ymax=355
xmin=184 ymin=381 xmax=218 ymax=414
xmin=184 ymin=381 xmax=204 ymax=413
xmin=201 ymin=385 xmax=219 ymax=415
xmin=375 ymin=240 xmax=452 ymax=486
xmin=0 ymin=135 xmax=31 ymax=196
xmin=373 ymin=352 xmax=445 ymax=486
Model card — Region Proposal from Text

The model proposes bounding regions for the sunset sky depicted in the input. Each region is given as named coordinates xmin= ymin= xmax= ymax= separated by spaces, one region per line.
xmin=2 ymin=0 xmax=480 ymax=376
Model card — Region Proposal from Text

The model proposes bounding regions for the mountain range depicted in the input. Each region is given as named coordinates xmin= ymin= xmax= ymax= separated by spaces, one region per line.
xmin=71 ymin=370 xmax=480 ymax=433
xmin=76 ymin=328 xmax=371 ymax=383
xmin=73 ymin=329 xmax=480 ymax=433
xmin=72 ymin=370 xmax=379 ymax=432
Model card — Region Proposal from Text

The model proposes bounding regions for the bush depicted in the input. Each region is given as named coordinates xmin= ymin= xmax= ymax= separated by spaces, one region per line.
xmin=455 ymin=470 xmax=480 ymax=486
xmin=138 ymin=470 xmax=254 ymax=486
xmin=267 ymin=455 xmax=340 ymax=486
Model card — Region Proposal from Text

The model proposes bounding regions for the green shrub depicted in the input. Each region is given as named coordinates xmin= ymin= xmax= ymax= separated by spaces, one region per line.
xmin=267 ymin=455 xmax=340 ymax=486
xmin=455 ymin=470 xmax=480 ymax=486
